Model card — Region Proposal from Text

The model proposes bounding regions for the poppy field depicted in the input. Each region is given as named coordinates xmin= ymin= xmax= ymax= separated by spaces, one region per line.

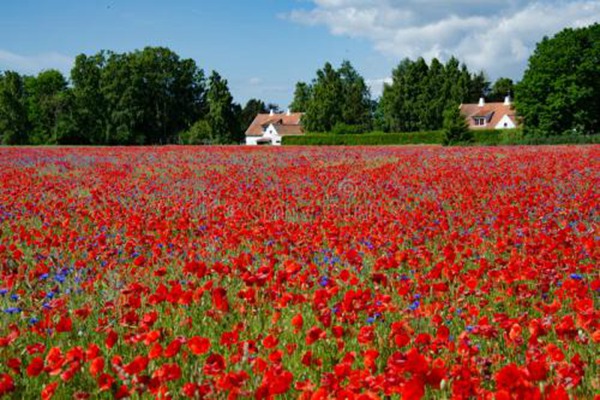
xmin=0 ymin=145 xmax=598 ymax=399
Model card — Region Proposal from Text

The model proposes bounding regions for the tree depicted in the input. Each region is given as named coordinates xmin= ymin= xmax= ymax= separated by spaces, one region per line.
xmin=290 ymin=82 xmax=312 ymax=112
xmin=240 ymin=99 xmax=267 ymax=132
xmin=379 ymin=57 xmax=489 ymax=133
xmin=25 ymin=70 xmax=70 ymax=144
xmin=303 ymin=62 xmax=343 ymax=132
xmin=339 ymin=60 xmax=372 ymax=130
xmin=180 ymin=119 xmax=212 ymax=144
xmin=443 ymin=104 xmax=472 ymax=145
xmin=0 ymin=71 xmax=29 ymax=145
xmin=516 ymin=23 xmax=600 ymax=136
xmin=70 ymin=53 xmax=108 ymax=144
xmin=302 ymin=61 xmax=372 ymax=132
xmin=206 ymin=71 xmax=241 ymax=144
xmin=490 ymin=78 xmax=515 ymax=102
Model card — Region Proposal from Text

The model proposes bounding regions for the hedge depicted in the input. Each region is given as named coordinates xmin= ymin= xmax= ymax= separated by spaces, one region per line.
xmin=282 ymin=131 xmax=444 ymax=146
xmin=282 ymin=129 xmax=599 ymax=146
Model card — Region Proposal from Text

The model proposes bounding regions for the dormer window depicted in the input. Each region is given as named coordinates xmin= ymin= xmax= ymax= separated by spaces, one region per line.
xmin=474 ymin=117 xmax=486 ymax=126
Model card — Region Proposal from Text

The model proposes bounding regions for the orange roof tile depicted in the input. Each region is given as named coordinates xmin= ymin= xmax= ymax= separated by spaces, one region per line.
xmin=460 ymin=102 xmax=518 ymax=129
xmin=245 ymin=113 xmax=304 ymax=136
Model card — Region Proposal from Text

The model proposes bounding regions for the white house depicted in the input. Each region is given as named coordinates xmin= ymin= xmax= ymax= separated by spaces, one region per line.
xmin=245 ymin=110 xmax=304 ymax=145
xmin=460 ymin=96 xmax=519 ymax=130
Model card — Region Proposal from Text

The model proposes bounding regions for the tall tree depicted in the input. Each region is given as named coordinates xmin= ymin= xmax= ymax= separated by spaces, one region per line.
xmin=25 ymin=70 xmax=70 ymax=145
xmin=0 ymin=71 xmax=29 ymax=145
xmin=290 ymin=82 xmax=312 ymax=112
xmin=303 ymin=62 xmax=343 ymax=132
xmin=70 ymin=52 xmax=108 ymax=144
xmin=490 ymin=77 xmax=515 ymax=102
xmin=240 ymin=99 xmax=267 ymax=132
xmin=338 ymin=60 xmax=371 ymax=130
xmin=517 ymin=23 xmax=600 ymax=136
xmin=206 ymin=71 xmax=241 ymax=144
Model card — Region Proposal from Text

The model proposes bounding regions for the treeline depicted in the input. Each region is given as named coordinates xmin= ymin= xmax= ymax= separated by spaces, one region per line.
xmin=291 ymin=58 xmax=513 ymax=134
xmin=0 ymin=47 xmax=274 ymax=145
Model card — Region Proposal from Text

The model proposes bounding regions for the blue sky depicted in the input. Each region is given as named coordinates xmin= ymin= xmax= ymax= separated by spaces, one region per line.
xmin=2 ymin=0 xmax=599 ymax=107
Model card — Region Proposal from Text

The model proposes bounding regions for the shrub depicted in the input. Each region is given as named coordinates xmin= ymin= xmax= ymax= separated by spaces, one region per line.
xmin=442 ymin=106 xmax=472 ymax=145
xmin=283 ymin=131 xmax=444 ymax=146
xmin=180 ymin=120 xmax=213 ymax=145
xmin=331 ymin=123 xmax=367 ymax=135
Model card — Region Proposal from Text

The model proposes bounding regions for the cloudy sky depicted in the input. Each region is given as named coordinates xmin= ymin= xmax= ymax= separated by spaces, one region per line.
xmin=1 ymin=0 xmax=598 ymax=106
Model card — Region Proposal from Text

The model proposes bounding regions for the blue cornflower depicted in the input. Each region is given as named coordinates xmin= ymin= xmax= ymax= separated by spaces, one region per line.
xmin=367 ymin=316 xmax=376 ymax=324
xmin=55 ymin=275 xmax=66 ymax=284
xmin=0 ymin=288 xmax=7 ymax=296
xmin=409 ymin=300 xmax=420 ymax=311
xmin=570 ymin=273 xmax=584 ymax=281
xmin=466 ymin=325 xmax=475 ymax=332
xmin=3 ymin=307 xmax=22 ymax=314
xmin=39 ymin=273 xmax=49 ymax=280
xmin=10 ymin=294 xmax=19 ymax=301
xmin=29 ymin=317 xmax=39 ymax=325
xmin=319 ymin=276 xmax=329 ymax=287
xmin=43 ymin=303 xmax=52 ymax=310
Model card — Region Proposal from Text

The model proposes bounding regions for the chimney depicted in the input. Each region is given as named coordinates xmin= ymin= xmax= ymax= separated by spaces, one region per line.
xmin=286 ymin=109 xmax=291 ymax=116
xmin=504 ymin=95 xmax=512 ymax=106
xmin=478 ymin=97 xmax=485 ymax=107
xmin=269 ymin=109 xmax=274 ymax=116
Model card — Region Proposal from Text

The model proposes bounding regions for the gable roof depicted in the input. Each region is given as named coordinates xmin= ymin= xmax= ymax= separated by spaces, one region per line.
xmin=246 ymin=112 xmax=304 ymax=136
xmin=460 ymin=102 xmax=518 ymax=128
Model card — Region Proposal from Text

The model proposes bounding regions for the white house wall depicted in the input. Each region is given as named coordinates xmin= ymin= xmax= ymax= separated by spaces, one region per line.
xmin=495 ymin=115 xmax=517 ymax=129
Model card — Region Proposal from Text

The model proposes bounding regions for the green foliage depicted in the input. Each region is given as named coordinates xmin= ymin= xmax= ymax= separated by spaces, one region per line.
xmin=331 ymin=122 xmax=366 ymax=135
xmin=240 ymin=99 xmax=267 ymax=132
xmin=290 ymin=82 xmax=312 ymax=112
xmin=516 ymin=23 xmax=600 ymax=136
xmin=180 ymin=119 xmax=213 ymax=144
xmin=283 ymin=131 xmax=445 ymax=145
xmin=443 ymin=105 xmax=472 ymax=145
xmin=490 ymin=77 xmax=515 ymax=102
xmin=294 ymin=61 xmax=372 ymax=132
xmin=378 ymin=57 xmax=488 ymax=133
xmin=0 ymin=71 xmax=29 ymax=145
xmin=206 ymin=71 xmax=242 ymax=144
xmin=25 ymin=70 xmax=70 ymax=145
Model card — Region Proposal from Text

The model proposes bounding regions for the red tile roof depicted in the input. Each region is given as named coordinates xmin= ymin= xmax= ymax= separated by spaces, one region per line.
xmin=245 ymin=113 xmax=304 ymax=136
xmin=460 ymin=102 xmax=518 ymax=129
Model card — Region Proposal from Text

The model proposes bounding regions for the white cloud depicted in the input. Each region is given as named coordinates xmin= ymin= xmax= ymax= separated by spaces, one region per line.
xmin=0 ymin=49 xmax=73 ymax=75
xmin=287 ymin=0 xmax=600 ymax=80
xmin=248 ymin=77 xmax=262 ymax=85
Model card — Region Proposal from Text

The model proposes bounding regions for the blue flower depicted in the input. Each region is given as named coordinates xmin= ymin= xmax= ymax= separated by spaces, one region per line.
xmin=570 ymin=273 xmax=584 ymax=281
xmin=39 ymin=273 xmax=49 ymax=280
xmin=409 ymin=300 xmax=420 ymax=311
xmin=0 ymin=288 xmax=7 ymax=296
xmin=29 ymin=317 xmax=39 ymax=325
xmin=3 ymin=307 xmax=22 ymax=314
xmin=10 ymin=294 xmax=19 ymax=301
xmin=46 ymin=292 xmax=55 ymax=299
xmin=319 ymin=276 xmax=329 ymax=287
xmin=367 ymin=316 xmax=376 ymax=324
xmin=466 ymin=325 xmax=474 ymax=332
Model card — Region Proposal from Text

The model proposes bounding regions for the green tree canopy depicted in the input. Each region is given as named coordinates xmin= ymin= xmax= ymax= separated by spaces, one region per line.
xmin=490 ymin=77 xmax=515 ymax=102
xmin=516 ymin=23 xmax=600 ymax=136
xmin=378 ymin=57 xmax=484 ymax=132
xmin=0 ymin=71 xmax=29 ymax=145
xmin=300 ymin=61 xmax=372 ymax=132
xmin=240 ymin=99 xmax=267 ymax=133
xmin=290 ymin=82 xmax=312 ymax=113
xmin=206 ymin=71 xmax=241 ymax=144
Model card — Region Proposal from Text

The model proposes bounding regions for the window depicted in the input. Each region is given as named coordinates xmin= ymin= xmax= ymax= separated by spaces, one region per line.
xmin=474 ymin=117 xmax=486 ymax=126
